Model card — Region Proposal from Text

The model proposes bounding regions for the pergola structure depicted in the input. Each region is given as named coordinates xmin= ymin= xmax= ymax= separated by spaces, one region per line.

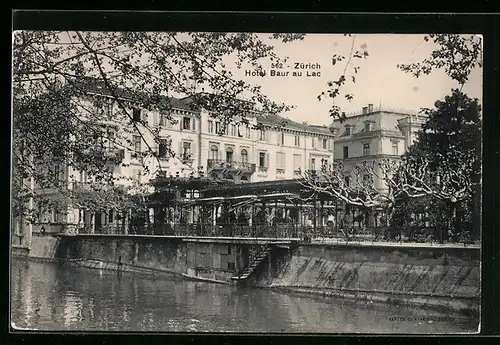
xmin=146 ymin=177 xmax=346 ymax=238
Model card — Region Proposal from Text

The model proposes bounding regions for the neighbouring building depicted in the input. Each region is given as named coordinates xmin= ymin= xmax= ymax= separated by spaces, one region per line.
xmin=330 ymin=103 xmax=427 ymax=192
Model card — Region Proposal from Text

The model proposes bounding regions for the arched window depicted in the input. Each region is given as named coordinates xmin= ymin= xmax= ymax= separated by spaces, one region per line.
xmin=210 ymin=145 xmax=218 ymax=160
xmin=241 ymin=149 xmax=248 ymax=163
xmin=240 ymin=176 xmax=248 ymax=182
xmin=226 ymin=147 xmax=234 ymax=162
xmin=224 ymin=174 xmax=233 ymax=180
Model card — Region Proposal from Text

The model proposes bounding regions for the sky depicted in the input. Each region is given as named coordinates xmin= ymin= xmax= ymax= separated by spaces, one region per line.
xmin=29 ymin=32 xmax=482 ymax=127
xmin=226 ymin=34 xmax=482 ymax=126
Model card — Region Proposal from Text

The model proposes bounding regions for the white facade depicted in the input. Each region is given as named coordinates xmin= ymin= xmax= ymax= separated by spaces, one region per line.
xmin=330 ymin=104 xmax=426 ymax=191
xmin=18 ymin=90 xmax=335 ymax=238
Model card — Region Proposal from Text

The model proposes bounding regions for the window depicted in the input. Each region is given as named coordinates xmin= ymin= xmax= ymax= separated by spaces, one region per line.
xmin=278 ymin=132 xmax=285 ymax=145
xmin=343 ymin=146 xmax=349 ymax=159
xmin=276 ymin=152 xmax=285 ymax=173
xmin=293 ymin=154 xmax=301 ymax=173
xmin=240 ymin=176 xmax=248 ymax=182
xmin=208 ymin=120 xmax=214 ymax=133
xmin=310 ymin=158 xmax=316 ymax=171
xmin=363 ymin=174 xmax=370 ymax=184
xmin=95 ymin=100 xmax=112 ymax=116
xmin=321 ymin=158 xmax=328 ymax=170
xmin=133 ymin=135 xmax=141 ymax=153
xmin=344 ymin=175 xmax=350 ymax=186
xmin=245 ymin=126 xmax=251 ymax=139
xmin=226 ymin=147 xmax=234 ymax=162
xmin=158 ymin=138 xmax=170 ymax=159
xmin=223 ymin=125 xmax=229 ymax=136
xmin=364 ymin=120 xmax=373 ymax=132
xmin=182 ymin=117 xmax=191 ymax=130
xmin=392 ymin=141 xmax=399 ymax=155
xmin=215 ymin=122 xmax=221 ymax=134
xmin=259 ymin=152 xmax=267 ymax=168
xmin=182 ymin=142 xmax=192 ymax=161
xmin=132 ymin=108 xmax=141 ymax=122
xmin=230 ymin=124 xmax=236 ymax=136
xmin=363 ymin=143 xmax=370 ymax=156
xmin=345 ymin=125 xmax=351 ymax=136
xmin=241 ymin=149 xmax=248 ymax=163
xmin=322 ymin=138 xmax=328 ymax=149
xmin=259 ymin=129 xmax=266 ymax=141
xmin=237 ymin=125 xmax=243 ymax=137
xmin=80 ymin=170 xmax=87 ymax=183
xmin=294 ymin=135 xmax=300 ymax=147
xmin=210 ymin=145 xmax=219 ymax=160
xmin=311 ymin=137 xmax=316 ymax=148
xmin=108 ymin=209 xmax=114 ymax=223
xmin=52 ymin=208 xmax=61 ymax=223
xmin=159 ymin=114 xmax=171 ymax=127
xmin=51 ymin=164 xmax=61 ymax=186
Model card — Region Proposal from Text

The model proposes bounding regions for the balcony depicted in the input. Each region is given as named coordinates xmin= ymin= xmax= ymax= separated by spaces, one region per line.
xmin=207 ymin=159 xmax=256 ymax=174
xmin=72 ymin=181 xmax=118 ymax=192
xmin=102 ymin=148 xmax=125 ymax=163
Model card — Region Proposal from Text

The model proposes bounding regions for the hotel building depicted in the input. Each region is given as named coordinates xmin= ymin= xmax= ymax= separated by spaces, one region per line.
xmin=12 ymin=83 xmax=335 ymax=241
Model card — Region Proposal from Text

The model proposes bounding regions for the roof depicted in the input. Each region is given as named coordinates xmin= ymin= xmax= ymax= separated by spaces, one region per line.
xmin=256 ymin=114 xmax=333 ymax=135
xmin=68 ymin=78 xmax=333 ymax=134
xmin=69 ymin=77 xmax=198 ymax=112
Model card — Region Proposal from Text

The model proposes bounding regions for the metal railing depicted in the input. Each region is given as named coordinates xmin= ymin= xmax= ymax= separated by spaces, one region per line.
xmin=73 ymin=223 xmax=478 ymax=245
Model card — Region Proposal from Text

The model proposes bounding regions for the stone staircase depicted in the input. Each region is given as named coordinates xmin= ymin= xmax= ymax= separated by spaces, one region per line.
xmin=232 ymin=245 xmax=271 ymax=282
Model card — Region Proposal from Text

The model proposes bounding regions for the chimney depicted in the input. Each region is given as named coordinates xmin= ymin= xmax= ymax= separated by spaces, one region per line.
xmin=362 ymin=107 xmax=368 ymax=114
xmin=368 ymin=103 xmax=374 ymax=113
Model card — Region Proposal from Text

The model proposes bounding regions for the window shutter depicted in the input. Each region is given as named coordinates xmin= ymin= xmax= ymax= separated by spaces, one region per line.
xmin=190 ymin=142 xmax=196 ymax=162
xmin=178 ymin=141 xmax=183 ymax=160
xmin=192 ymin=118 xmax=196 ymax=131
xmin=266 ymin=153 xmax=270 ymax=167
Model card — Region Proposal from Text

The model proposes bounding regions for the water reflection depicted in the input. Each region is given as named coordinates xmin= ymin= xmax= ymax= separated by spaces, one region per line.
xmin=11 ymin=260 xmax=478 ymax=333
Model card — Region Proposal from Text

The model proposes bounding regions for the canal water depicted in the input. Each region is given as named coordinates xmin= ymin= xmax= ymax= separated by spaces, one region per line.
xmin=10 ymin=259 xmax=478 ymax=333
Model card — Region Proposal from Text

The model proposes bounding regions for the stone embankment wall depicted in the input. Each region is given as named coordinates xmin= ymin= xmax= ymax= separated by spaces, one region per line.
xmin=16 ymin=234 xmax=480 ymax=313
xmin=256 ymin=243 xmax=480 ymax=314
xmin=21 ymin=234 xmax=248 ymax=284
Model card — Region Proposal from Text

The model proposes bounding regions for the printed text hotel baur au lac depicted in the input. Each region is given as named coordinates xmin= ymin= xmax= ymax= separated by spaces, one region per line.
xmin=245 ymin=62 xmax=322 ymax=78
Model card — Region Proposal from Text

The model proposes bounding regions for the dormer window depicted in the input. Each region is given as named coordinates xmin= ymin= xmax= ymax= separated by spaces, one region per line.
xmin=344 ymin=125 xmax=352 ymax=136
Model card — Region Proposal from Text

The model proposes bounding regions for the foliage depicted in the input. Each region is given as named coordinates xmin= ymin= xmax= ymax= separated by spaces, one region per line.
xmin=397 ymin=34 xmax=482 ymax=86
xmin=318 ymin=34 xmax=369 ymax=122
xmin=322 ymin=34 xmax=482 ymax=122
xmin=398 ymin=89 xmax=481 ymax=240
xmin=12 ymin=31 xmax=304 ymax=218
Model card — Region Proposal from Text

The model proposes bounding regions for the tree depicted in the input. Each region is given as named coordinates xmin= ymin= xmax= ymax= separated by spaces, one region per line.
xmin=398 ymin=89 xmax=481 ymax=242
xmin=12 ymin=31 xmax=305 ymax=226
xmin=297 ymin=159 xmax=408 ymax=240
xmin=321 ymin=34 xmax=482 ymax=122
